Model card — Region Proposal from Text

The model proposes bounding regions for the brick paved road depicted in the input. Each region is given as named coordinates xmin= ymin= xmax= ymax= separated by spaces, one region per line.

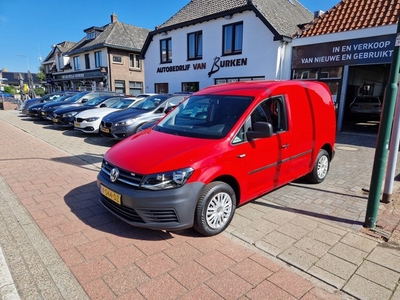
xmin=2 ymin=110 xmax=399 ymax=299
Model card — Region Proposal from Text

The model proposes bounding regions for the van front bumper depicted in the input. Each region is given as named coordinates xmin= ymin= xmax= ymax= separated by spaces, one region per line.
xmin=97 ymin=171 xmax=205 ymax=231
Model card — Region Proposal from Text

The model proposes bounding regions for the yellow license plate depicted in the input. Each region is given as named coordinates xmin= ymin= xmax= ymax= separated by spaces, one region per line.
xmin=74 ymin=122 xmax=81 ymax=127
xmin=100 ymin=185 xmax=121 ymax=205
xmin=101 ymin=127 xmax=110 ymax=133
xmin=53 ymin=118 xmax=59 ymax=123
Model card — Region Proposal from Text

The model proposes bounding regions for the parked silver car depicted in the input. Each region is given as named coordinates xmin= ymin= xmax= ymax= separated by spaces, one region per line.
xmin=100 ymin=94 xmax=189 ymax=140
xmin=349 ymin=96 xmax=382 ymax=116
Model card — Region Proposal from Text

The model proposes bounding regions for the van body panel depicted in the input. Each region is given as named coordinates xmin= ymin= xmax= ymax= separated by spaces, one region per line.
xmin=97 ymin=80 xmax=336 ymax=234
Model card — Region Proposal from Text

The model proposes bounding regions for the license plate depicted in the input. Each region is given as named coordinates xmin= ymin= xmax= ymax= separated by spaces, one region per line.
xmin=101 ymin=127 xmax=110 ymax=133
xmin=53 ymin=118 xmax=59 ymax=123
xmin=74 ymin=122 xmax=81 ymax=127
xmin=100 ymin=185 xmax=121 ymax=205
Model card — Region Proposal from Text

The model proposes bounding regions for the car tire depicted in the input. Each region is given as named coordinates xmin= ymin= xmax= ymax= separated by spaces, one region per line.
xmin=193 ymin=181 xmax=236 ymax=236
xmin=306 ymin=149 xmax=330 ymax=184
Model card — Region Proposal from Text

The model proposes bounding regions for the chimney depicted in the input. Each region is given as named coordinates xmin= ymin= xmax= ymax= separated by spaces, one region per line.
xmin=314 ymin=10 xmax=324 ymax=18
xmin=111 ymin=12 xmax=117 ymax=23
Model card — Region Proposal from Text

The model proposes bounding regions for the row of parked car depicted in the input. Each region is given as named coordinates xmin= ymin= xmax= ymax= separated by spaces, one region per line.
xmin=22 ymin=91 xmax=190 ymax=140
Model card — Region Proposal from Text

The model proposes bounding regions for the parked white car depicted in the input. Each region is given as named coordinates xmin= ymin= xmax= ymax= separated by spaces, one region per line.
xmin=74 ymin=97 xmax=141 ymax=134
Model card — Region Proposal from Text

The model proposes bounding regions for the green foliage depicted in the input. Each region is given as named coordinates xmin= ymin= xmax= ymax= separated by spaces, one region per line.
xmin=36 ymin=66 xmax=46 ymax=82
xmin=34 ymin=87 xmax=45 ymax=96
xmin=4 ymin=86 xmax=16 ymax=94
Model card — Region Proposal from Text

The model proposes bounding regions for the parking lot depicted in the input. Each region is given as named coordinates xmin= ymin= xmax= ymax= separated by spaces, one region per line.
xmin=1 ymin=109 xmax=400 ymax=300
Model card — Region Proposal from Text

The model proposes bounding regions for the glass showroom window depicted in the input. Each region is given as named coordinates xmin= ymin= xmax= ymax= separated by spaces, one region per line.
xmin=95 ymin=51 xmax=102 ymax=68
xmin=223 ymin=22 xmax=243 ymax=55
xmin=160 ymin=38 xmax=172 ymax=63
xmin=73 ymin=56 xmax=81 ymax=71
xmin=182 ymin=82 xmax=199 ymax=92
xmin=155 ymin=83 xmax=168 ymax=93
xmin=188 ymin=31 xmax=202 ymax=60
xmin=129 ymin=53 xmax=141 ymax=69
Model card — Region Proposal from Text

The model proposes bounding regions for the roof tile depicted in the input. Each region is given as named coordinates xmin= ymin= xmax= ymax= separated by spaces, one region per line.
xmin=298 ymin=0 xmax=400 ymax=38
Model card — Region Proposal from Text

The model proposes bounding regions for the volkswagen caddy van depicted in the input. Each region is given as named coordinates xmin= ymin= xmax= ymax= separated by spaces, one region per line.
xmin=97 ymin=80 xmax=336 ymax=236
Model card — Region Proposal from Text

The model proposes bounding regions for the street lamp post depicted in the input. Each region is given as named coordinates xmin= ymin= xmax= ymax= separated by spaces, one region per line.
xmin=17 ymin=54 xmax=31 ymax=101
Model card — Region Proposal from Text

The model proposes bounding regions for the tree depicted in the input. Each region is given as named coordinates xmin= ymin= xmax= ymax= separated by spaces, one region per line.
xmin=34 ymin=87 xmax=45 ymax=96
xmin=36 ymin=66 xmax=46 ymax=82
xmin=4 ymin=86 xmax=16 ymax=95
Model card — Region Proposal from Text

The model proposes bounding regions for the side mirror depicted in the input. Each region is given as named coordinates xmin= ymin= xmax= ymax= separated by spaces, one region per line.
xmin=81 ymin=99 xmax=88 ymax=103
xmin=165 ymin=106 xmax=176 ymax=114
xmin=100 ymin=103 xmax=107 ymax=107
xmin=246 ymin=122 xmax=273 ymax=140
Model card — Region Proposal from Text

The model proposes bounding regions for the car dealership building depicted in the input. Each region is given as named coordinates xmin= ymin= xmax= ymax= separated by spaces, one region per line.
xmin=141 ymin=0 xmax=399 ymax=132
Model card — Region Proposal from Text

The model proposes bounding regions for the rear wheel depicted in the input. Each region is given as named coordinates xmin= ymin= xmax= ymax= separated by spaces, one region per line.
xmin=193 ymin=181 xmax=236 ymax=236
xmin=306 ymin=149 xmax=330 ymax=183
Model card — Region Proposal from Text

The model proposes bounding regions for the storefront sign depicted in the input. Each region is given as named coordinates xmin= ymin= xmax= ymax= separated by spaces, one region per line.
xmin=208 ymin=56 xmax=248 ymax=77
xmin=292 ymin=34 xmax=396 ymax=69
xmin=54 ymin=70 xmax=105 ymax=81
xmin=155 ymin=56 xmax=248 ymax=76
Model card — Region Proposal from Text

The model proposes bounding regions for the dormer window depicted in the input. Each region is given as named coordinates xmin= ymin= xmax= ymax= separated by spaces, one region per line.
xmin=84 ymin=26 xmax=104 ymax=41
xmin=87 ymin=31 xmax=95 ymax=40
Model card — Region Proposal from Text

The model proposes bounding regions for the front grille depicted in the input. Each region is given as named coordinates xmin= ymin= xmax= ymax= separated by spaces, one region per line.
xmin=100 ymin=196 xmax=144 ymax=223
xmin=101 ymin=159 xmax=144 ymax=187
xmin=100 ymin=196 xmax=179 ymax=224
xmin=101 ymin=121 xmax=113 ymax=128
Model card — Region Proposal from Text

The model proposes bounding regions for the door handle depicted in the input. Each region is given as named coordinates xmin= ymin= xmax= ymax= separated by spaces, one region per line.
xmin=282 ymin=144 xmax=289 ymax=149
xmin=237 ymin=154 xmax=246 ymax=158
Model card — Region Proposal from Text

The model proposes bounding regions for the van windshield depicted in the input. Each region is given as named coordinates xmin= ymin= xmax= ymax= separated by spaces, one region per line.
xmin=155 ymin=95 xmax=253 ymax=139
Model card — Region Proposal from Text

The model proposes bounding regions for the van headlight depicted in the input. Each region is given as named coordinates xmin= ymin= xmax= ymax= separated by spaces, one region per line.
xmin=141 ymin=168 xmax=194 ymax=190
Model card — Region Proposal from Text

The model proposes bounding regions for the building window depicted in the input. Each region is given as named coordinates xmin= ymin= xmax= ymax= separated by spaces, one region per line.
xmin=112 ymin=56 xmax=123 ymax=64
xmin=86 ymin=31 xmax=95 ymax=40
xmin=129 ymin=53 xmax=141 ymax=69
xmin=187 ymin=31 xmax=202 ymax=60
xmin=129 ymin=81 xmax=143 ymax=96
xmin=85 ymin=54 xmax=90 ymax=69
xmin=223 ymin=22 xmax=243 ymax=55
xmin=73 ymin=56 xmax=80 ymax=71
xmin=215 ymin=76 xmax=264 ymax=84
xmin=57 ymin=53 xmax=62 ymax=71
xmin=155 ymin=83 xmax=168 ymax=93
xmin=114 ymin=80 xmax=125 ymax=94
xmin=160 ymin=38 xmax=172 ymax=63
xmin=95 ymin=51 xmax=102 ymax=68
xmin=182 ymin=82 xmax=199 ymax=92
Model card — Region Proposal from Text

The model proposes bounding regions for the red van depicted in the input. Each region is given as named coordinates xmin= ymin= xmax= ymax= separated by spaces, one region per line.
xmin=97 ymin=80 xmax=336 ymax=236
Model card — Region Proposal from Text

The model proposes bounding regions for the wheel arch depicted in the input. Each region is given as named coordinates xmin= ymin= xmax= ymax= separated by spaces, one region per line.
xmin=210 ymin=175 xmax=241 ymax=205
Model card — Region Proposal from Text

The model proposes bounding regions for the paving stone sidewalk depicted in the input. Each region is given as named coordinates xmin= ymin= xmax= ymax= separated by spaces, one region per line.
xmin=1 ymin=109 xmax=400 ymax=300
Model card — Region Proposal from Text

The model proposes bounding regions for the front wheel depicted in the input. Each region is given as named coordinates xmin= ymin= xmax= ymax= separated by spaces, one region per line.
xmin=193 ymin=181 xmax=236 ymax=236
xmin=306 ymin=149 xmax=330 ymax=183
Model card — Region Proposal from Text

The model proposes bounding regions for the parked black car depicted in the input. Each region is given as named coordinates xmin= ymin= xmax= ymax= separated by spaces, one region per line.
xmin=41 ymin=91 xmax=123 ymax=121
xmin=52 ymin=95 xmax=126 ymax=128
xmin=28 ymin=94 xmax=75 ymax=118
xmin=21 ymin=91 xmax=77 ymax=115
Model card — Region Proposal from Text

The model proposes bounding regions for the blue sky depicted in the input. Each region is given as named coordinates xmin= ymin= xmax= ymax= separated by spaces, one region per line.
xmin=0 ymin=0 xmax=339 ymax=73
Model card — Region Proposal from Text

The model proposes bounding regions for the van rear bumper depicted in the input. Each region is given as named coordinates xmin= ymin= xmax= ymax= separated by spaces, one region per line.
xmin=97 ymin=172 xmax=205 ymax=231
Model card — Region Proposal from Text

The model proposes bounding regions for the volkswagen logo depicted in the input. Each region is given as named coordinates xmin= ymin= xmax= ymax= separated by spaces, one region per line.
xmin=110 ymin=168 xmax=120 ymax=182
